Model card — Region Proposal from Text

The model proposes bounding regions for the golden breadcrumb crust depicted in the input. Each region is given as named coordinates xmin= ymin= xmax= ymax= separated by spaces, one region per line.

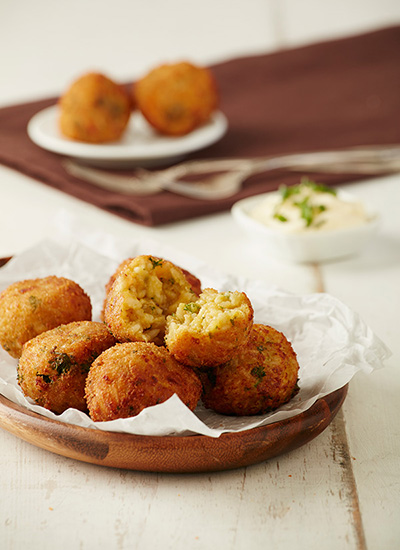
xmin=200 ymin=324 xmax=300 ymax=416
xmin=0 ymin=276 xmax=92 ymax=359
xmin=17 ymin=321 xmax=116 ymax=414
xmin=85 ymin=341 xmax=202 ymax=422
xmin=59 ymin=72 xmax=131 ymax=143
xmin=134 ymin=61 xmax=218 ymax=136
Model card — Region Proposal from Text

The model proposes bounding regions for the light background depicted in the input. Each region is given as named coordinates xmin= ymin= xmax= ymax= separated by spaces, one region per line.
xmin=1 ymin=0 xmax=399 ymax=105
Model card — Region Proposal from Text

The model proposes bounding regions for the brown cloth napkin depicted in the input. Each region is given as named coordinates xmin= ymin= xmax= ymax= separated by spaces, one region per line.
xmin=0 ymin=25 xmax=399 ymax=226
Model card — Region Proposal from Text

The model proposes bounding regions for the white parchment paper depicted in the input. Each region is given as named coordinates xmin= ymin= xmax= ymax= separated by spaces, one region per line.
xmin=0 ymin=237 xmax=391 ymax=438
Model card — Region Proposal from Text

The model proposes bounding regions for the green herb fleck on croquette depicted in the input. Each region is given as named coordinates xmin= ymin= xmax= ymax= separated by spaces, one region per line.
xmin=49 ymin=352 xmax=74 ymax=376
xmin=251 ymin=364 xmax=266 ymax=387
xmin=28 ymin=295 xmax=41 ymax=310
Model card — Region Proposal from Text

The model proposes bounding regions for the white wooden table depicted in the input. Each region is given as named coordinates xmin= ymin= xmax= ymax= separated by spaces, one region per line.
xmin=1 ymin=2 xmax=399 ymax=549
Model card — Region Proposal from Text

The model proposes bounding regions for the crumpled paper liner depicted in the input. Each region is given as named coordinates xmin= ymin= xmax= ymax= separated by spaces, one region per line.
xmin=0 ymin=237 xmax=391 ymax=438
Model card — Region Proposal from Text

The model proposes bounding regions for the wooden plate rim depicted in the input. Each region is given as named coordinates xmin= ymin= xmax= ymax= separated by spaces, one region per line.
xmin=0 ymin=385 xmax=348 ymax=473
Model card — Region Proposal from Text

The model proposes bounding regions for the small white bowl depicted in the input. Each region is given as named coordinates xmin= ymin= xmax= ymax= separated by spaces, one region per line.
xmin=231 ymin=190 xmax=380 ymax=263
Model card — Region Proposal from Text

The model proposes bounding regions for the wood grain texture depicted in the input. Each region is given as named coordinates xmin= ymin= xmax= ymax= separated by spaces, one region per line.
xmin=0 ymin=386 xmax=347 ymax=473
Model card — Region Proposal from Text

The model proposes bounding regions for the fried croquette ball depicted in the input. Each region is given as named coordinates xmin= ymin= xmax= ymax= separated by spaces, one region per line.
xmin=104 ymin=257 xmax=201 ymax=307
xmin=85 ymin=342 xmax=202 ymax=421
xmin=17 ymin=321 xmax=116 ymax=414
xmin=101 ymin=256 xmax=202 ymax=321
xmin=134 ymin=61 xmax=218 ymax=136
xmin=59 ymin=72 xmax=131 ymax=143
xmin=200 ymin=324 xmax=300 ymax=416
xmin=0 ymin=276 xmax=92 ymax=359
xmin=165 ymin=288 xmax=254 ymax=369
xmin=103 ymin=256 xmax=198 ymax=346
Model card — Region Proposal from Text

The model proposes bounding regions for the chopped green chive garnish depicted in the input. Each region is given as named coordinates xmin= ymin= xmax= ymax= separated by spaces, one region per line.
xmin=275 ymin=178 xmax=335 ymax=228
xmin=274 ymin=213 xmax=288 ymax=222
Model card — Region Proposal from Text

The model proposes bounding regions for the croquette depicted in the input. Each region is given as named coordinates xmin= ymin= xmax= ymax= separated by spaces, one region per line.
xmin=101 ymin=256 xmax=201 ymax=320
xmin=17 ymin=321 xmax=116 ymax=414
xmin=165 ymin=288 xmax=254 ymax=368
xmin=103 ymin=255 xmax=198 ymax=346
xmin=59 ymin=72 xmax=131 ymax=143
xmin=0 ymin=276 xmax=92 ymax=359
xmin=200 ymin=324 xmax=300 ymax=416
xmin=134 ymin=61 xmax=218 ymax=136
xmin=85 ymin=341 xmax=202 ymax=422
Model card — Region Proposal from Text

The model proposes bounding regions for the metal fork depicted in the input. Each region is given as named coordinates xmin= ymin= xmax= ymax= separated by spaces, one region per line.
xmin=63 ymin=145 xmax=400 ymax=200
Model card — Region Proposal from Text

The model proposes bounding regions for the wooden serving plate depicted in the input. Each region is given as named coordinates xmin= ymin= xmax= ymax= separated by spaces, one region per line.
xmin=0 ymin=386 xmax=347 ymax=473
xmin=0 ymin=256 xmax=347 ymax=472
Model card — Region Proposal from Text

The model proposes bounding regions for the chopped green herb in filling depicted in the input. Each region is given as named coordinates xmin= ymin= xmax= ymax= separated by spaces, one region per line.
xmin=184 ymin=302 xmax=201 ymax=314
xmin=149 ymin=257 xmax=163 ymax=269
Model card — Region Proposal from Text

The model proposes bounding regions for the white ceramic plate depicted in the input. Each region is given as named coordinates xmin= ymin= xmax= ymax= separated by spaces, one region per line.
xmin=231 ymin=190 xmax=380 ymax=263
xmin=27 ymin=105 xmax=228 ymax=168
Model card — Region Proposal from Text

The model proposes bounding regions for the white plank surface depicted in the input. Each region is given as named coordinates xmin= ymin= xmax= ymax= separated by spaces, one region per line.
xmin=0 ymin=418 xmax=364 ymax=550
xmin=0 ymin=2 xmax=399 ymax=549
xmin=321 ymin=177 xmax=400 ymax=550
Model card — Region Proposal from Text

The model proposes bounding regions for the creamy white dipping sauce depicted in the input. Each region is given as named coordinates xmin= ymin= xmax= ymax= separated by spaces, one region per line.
xmin=250 ymin=180 xmax=369 ymax=233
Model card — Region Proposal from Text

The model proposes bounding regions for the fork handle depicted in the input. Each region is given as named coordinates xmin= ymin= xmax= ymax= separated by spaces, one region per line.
xmin=158 ymin=145 xmax=400 ymax=180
